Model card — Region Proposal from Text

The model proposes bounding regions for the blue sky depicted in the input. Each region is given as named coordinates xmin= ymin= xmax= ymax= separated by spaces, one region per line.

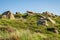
xmin=0 ymin=0 xmax=60 ymax=15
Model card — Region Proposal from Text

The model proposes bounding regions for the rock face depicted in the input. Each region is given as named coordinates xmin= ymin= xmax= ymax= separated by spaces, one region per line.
xmin=2 ymin=11 xmax=15 ymax=20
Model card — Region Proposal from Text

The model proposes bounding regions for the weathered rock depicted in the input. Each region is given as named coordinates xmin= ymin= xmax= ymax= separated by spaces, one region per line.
xmin=37 ymin=20 xmax=45 ymax=25
xmin=2 ymin=11 xmax=15 ymax=20
xmin=2 ymin=15 xmax=6 ymax=19
xmin=47 ymin=17 xmax=56 ymax=24
xmin=47 ymin=28 xmax=59 ymax=34
xmin=27 ymin=11 xmax=33 ymax=13
xmin=26 ymin=11 xmax=34 ymax=15
xmin=9 ymin=13 xmax=15 ymax=20
xmin=37 ymin=16 xmax=48 ymax=26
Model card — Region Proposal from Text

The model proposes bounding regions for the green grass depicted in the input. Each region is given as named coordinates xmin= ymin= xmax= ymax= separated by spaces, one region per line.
xmin=0 ymin=14 xmax=60 ymax=40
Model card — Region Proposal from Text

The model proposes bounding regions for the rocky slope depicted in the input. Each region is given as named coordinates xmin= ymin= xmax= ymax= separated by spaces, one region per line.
xmin=0 ymin=11 xmax=60 ymax=40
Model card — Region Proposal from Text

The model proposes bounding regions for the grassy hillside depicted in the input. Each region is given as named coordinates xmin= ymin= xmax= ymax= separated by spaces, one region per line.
xmin=0 ymin=11 xmax=60 ymax=40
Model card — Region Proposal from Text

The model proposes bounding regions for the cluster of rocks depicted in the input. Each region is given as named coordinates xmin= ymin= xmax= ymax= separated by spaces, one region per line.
xmin=42 ymin=11 xmax=55 ymax=17
xmin=1 ymin=11 xmax=56 ymax=25
xmin=37 ymin=11 xmax=56 ymax=26
xmin=37 ymin=15 xmax=48 ymax=26
xmin=2 ymin=11 xmax=15 ymax=20
xmin=37 ymin=16 xmax=56 ymax=26
xmin=1 ymin=11 xmax=34 ymax=19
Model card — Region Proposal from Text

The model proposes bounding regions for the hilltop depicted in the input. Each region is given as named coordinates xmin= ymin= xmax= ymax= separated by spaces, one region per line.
xmin=0 ymin=11 xmax=60 ymax=40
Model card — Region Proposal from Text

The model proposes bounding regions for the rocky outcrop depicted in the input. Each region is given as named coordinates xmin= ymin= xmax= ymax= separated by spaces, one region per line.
xmin=37 ymin=16 xmax=48 ymax=26
xmin=37 ymin=14 xmax=56 ymax=26
xmin=2 ymin=11 xmax=15 ymax=20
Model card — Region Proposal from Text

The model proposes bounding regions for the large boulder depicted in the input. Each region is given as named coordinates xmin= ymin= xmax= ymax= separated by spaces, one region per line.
xmin=47 ymin=17 xmax=56 ymax=24
xmin=37 ymin=17 xmax=48 ymax=26
xmin=2 ymin=11 xmax=15 ymax=20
